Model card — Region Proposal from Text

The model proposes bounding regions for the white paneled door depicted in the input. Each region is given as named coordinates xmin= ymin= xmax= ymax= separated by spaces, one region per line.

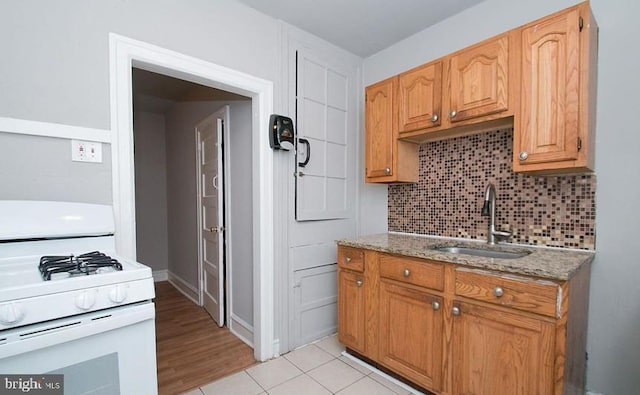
xmin=295 ymin=50 xmax=354 ymax=221
xmin=196 ymin=108 xmax=226 ymax=327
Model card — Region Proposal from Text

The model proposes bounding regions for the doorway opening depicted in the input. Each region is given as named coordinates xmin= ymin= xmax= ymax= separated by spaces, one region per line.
xmin=109 ymin=33 xmax=275 ymax=362
xmin=132 ymin=67 xmax=255 ymax=346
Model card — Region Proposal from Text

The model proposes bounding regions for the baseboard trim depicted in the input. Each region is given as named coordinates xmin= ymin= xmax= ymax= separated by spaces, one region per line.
xmin=152 ymin=270 xmax=168 ymax=282
xmin=230 ymin=314 xmax=254 ymax=348
xmin=168 ymin=272 xmax=199 ymax=305
xmin=342 ymin=349 xmax=432 ymax=395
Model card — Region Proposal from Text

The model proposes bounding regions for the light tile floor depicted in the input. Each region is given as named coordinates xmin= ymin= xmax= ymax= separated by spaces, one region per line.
xmin=182 ymin=334 xmax=423 ymax=395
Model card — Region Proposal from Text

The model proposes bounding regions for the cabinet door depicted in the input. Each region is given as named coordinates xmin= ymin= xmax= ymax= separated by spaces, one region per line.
xmin=451 ymin=301 xmax=555 ymax=395
xmin=379 ymin=280 xmax=443 ymax=391
xmin=517 ymin=7 xmax=581 ymax=166
xmin=448 ymin=35 xmax=509 ymax=123
xmin=365 ymin=77 xmax=396 ymax=179
xmin=398 ymin=61 xmax=443 ymax=133
xmin=337 ymin=269 xmax=366 ymax=354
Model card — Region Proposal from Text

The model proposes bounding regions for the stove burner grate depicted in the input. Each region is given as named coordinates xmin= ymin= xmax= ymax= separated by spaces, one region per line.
xmin=39 ymin=251 xmax=123 ymax=280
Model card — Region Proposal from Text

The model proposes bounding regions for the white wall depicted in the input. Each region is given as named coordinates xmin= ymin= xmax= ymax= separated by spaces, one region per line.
xmin=0 ymin=132 xmax=112 ymax=204
xmin=133 ymin=111 xmax=169 ymax=273
xmin=226 ymin=100 xmax=254 ymax=328
xmin=0 ymin=0 xmax=279 ymax=131
xmin=363 ymin=1 xmax=640 ymax=393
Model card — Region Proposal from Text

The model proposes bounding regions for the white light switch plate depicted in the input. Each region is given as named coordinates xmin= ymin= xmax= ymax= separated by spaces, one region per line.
xmin=71 ymin=140 xmax=102 ymax=163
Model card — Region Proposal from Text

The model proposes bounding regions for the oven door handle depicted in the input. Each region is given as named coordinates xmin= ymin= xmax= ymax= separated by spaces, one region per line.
xmin=0 ymin=302 xmax=154 ymax=359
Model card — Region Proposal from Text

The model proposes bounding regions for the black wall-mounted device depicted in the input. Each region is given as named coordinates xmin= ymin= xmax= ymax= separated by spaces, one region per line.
xmin=269 ymin=114 xmax=295 ymax=150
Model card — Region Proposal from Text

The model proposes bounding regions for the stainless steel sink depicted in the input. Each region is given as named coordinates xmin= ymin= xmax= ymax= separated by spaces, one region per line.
xmin=433 ymin=246 xmax=530 ymax=259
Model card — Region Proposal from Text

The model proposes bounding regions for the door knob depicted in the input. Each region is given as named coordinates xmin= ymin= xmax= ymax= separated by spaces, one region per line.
xmin=449 ymin=110 xmax=457 ymax=118
xmin=452 ymin=306 xmax=461 ymax=316
xmin=403 ymin=269 xmax=410 ymax=277
xmin=430 ymin=114 xmax=439 ymax=123
xmin=356 ymin=279 xmax=363 ymax=287
xmin=519 ymin=151 xmax=529 ymax=161
xmin=432 ymin=301 xmax=440 ymax=311
xmin=493 ymin=287 xmax=504 ymax=297
xmin=209 ymin=226 xmax=224 ymax=233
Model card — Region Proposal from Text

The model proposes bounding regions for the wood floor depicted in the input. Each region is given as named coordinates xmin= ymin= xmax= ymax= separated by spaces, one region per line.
xmin=154 ymin=281 xmax=256 ymax=395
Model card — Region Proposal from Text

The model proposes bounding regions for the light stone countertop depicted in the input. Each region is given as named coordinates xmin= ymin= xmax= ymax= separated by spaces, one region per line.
xmin=337 ymin=233 xmax=595 ymax=281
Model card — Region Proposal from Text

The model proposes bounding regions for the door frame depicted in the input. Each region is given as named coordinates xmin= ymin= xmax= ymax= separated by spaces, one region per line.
xmin=195 ymin=107 xmax=228 ymax=326
xmin=109 ymin=33 xmax=275 ymax=361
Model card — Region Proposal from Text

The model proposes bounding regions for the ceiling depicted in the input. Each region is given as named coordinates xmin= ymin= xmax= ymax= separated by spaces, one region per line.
xmin=235 ymin=0 xmax=486 ymax=57
xmin=132 ymin=68 xmax=248 ymax=113
xmin=133 ymin=1 xmax=487 ymax=112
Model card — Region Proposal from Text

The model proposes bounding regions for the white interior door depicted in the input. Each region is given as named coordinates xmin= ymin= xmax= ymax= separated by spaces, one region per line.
xmin=295 ymin=50 xmax=353 ymax=221
xmin=196 ymin=110 xmax=225 ymax=327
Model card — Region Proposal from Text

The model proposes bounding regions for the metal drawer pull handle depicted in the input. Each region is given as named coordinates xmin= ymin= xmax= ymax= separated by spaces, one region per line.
xmin=298 ymin=138 xmax=311 ymax=167
xmin=356 ymin=279 xmax=363 ymax=287
xmin=403 ymin=269 xmax=410 ymax=277
xmin=345 ymin=256 xmax=352 ymax=263
xmin=432 ymin=301 xmax=440 ymax=311
xmin=494 ymin=287 xmax=504 ymax=297
xmin=452 ymin=306 xmax=461 ymax=316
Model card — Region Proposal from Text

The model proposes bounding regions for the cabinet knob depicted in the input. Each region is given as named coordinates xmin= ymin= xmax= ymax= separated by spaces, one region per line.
xmin=345 ymin=257 xmax=352 ymax=263
xmin=452 ymin=306 xmax=461 ymax=316
xmin=431 ymin=114 xmax=439 ymax=123
xmin=449 ymin=110 xmax=457 ymax=118
xmin=403 ymin=268 xmax=410 ymax=277
xmin=432 ymin=301 xmax=440 ymax=311
xmin=384 ymin=167 xmax=391 ymax=175
xmin=493 ymin=286 xmax=504 ymax=297
xmin=519 ymin=151 xmax=529 ymax=161
xmin=356 ymin=279 xmax=363 ymax=287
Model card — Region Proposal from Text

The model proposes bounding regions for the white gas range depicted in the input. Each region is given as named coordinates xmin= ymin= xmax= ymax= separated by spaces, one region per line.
xmin=0 ymin=201 xmax=157 ymax=394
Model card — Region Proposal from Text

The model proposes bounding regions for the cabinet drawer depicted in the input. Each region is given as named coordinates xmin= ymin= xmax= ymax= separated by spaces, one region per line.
xmin=337 ymin=246 xmax=364 ymax=272
xmin=455 ymin=269 xmax=560 ymax=317
xmin=380 ymin=255 xmax=444 ymax=291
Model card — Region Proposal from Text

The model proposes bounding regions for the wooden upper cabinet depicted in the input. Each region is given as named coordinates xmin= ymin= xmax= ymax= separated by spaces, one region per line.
xmin=365 ymin=77 xmax=418 ymax=183
xmin=447 ymin=35 xmax=510 ymax=123
xmin=365 ymin=77 xmax=395 ymax=179
xmin=514 ymin=2 xmax=597 ymax=173
xmin=398 ymin=61 xmax=443 ymax=133
xmin=364 ymin=2 xmax=597 ymax=179
xmin=451 ymin=301 xmax=556 ymax=395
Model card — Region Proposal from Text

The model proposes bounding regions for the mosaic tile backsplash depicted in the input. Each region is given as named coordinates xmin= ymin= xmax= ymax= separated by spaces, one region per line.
xmin=388 ymin=128 xmax=596 ymax=250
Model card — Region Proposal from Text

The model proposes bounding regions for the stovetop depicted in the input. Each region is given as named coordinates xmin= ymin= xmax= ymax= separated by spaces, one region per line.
xmin=39 ymin=251 xmax=123 ymax=280
xmin=0 ymin=248 xmax=152 ymax=303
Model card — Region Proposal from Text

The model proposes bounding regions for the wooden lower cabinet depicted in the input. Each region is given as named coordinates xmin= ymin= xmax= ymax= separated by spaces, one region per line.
xmin=336 ymin=248 xmax=591 ymax=395
xmin=379 ymin=280 xmax=444 ymax=391
xmin=337 ymin=269 xmax=366 ymax=355
xmin=451 ymin=301 xmax=555 ymax=395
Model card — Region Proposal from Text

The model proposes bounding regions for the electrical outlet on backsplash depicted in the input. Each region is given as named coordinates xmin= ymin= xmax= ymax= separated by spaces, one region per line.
xmin=388 ymin=128 xmax=596 ymax=250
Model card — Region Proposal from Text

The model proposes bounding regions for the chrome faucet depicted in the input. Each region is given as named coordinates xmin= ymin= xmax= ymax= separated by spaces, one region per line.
xmin=481 ymin=183 xmax=512 ymax=245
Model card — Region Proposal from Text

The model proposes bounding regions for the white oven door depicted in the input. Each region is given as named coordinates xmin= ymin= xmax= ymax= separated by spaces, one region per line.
xmin=0 ymin=302 xmax=157 ymax=395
